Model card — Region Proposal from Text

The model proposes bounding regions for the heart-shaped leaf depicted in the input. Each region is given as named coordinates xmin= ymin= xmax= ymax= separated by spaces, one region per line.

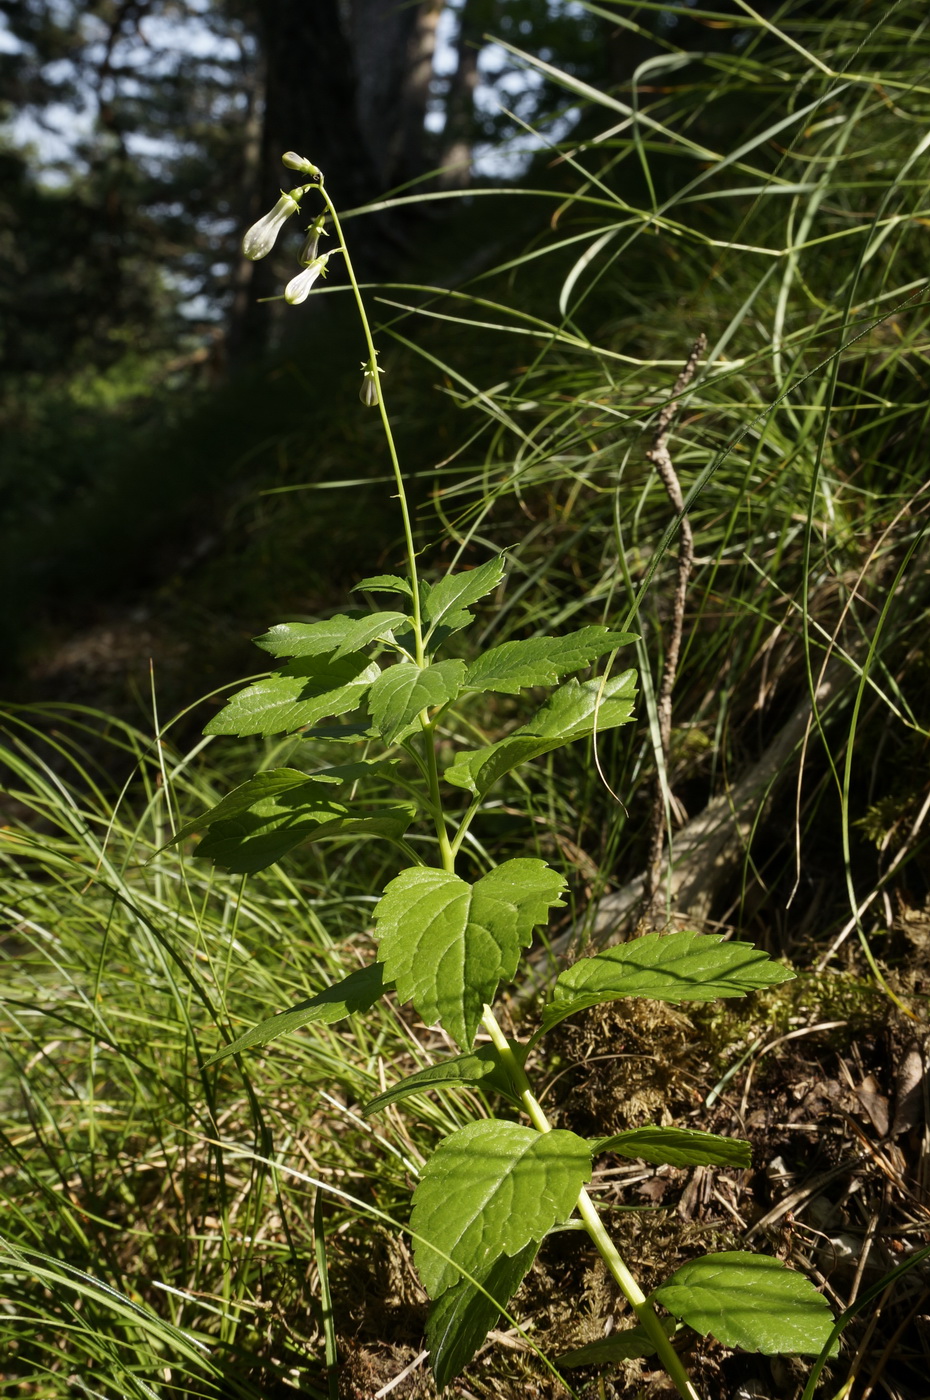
xmin=654 ymin=1252 xmax=835 ymax=1355
xmin=375 ymin=859 xmax=566 ymax=1048
xmin=411 ymin=1118 xmax=591 ymax=1297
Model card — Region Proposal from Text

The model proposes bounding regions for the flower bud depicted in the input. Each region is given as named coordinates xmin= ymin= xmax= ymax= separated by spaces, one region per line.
xmin=242 ymin=193 xmax=300 ymax=260
xmin=282 ymin=152 xmax=322 ymax=179
xmin=359 ymin=358 xmax=382 ymax=407
xmin=299 ymin=214 xmax=328 ymax=265
xmin=284 ymin=253 xmax=330 ymax=305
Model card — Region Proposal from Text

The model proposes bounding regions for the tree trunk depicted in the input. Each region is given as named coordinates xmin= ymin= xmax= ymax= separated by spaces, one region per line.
xmin=439 ymin=0 xmax=481 ymax=188
xmin=228 ymin=0 xmax=443 ymax=363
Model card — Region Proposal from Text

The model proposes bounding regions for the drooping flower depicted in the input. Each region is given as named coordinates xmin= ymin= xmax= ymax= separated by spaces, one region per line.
xmin=284 ymin=253 xmax=330 ymax=305
xmin=359 ymin=358 xmax=382 ymax=407
xmin=299 ymin=214 xmax=328 ymax=265
xmin=242 ymin=192 xmax=300 ymax=260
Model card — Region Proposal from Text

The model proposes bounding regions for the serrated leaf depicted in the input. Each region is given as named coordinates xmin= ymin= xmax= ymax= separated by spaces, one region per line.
xmin=353 ymin=574 xmax=413 ymax=596
xmin=369 ymin=660 xmax=467 ymax=744
xmin=591 ymin=1127 xmax=751 ymax=1169
xmin=427 ymin=1243 xmax=537 ymax=1390
xmin=173 ymin=768 xmax=319 ymax=840
xmin=540 ymin=932 xmax=794 ymax=1035
xmin=411 ymin=1119 xmax=591 ymax=1297
xmin=654 ymin=1252 xmax=835 ymax=1356
xmin=204 ymin=653 xmax=380 ymax=737
xmin=558 ymin=1318 xmax=676 ymax=1367
xmin=253 ymin=615 xmax=364 ymax=659
xmin=445 ymin=670 xmax=637 ymax=797
xmin=464 ymin=628 xmax=637 ymax=696
xmin=195 ymin=800 xmax=416 ymax=874
xmin=423 ymin=557 xmax=506 ymax=640
xmin=363 ymin=1042 xmax=527 ymax=1117
xmin=331 ymin=612 xmax=408 ymax=660
xmin=174 ymin=768 xmax=413 ymax=873
xmin=173 ymin=760 xmax=394 ymax=843
xmin=203 ymin=963 xmax=387 ymax=1067
xmin=375 ymin=859 xmax=566 ymax=1048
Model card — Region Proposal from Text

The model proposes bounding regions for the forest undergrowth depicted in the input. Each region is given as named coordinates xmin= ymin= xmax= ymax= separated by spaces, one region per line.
xmin=2 ymin=3 xmax=930 ymax=1397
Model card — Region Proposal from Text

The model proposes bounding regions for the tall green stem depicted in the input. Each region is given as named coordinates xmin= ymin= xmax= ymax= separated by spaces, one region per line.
xmin=422 ymin=715 xmax=455 ymax=873
xmin=317 ymin=185 xmax=424 ymax=663
xmin=310 ymin=170 xmax=697 ymax=1400
xmin=481 ymin=1006 xmax=701 ymax=1400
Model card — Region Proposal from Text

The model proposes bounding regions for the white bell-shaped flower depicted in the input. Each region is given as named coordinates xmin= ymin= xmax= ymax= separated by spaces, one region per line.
xmin=284 ymin=253 xmax=331 ymax=305
xmin=242 ymin=193 xmax=300 ymax=260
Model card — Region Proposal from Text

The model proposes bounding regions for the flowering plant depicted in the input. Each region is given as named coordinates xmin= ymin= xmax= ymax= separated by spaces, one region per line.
xmin=188 ymin=154 xmax=836 ymax=1398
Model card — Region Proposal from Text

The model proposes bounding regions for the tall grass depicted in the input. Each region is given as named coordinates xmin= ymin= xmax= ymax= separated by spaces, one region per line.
xmin=379 ymin=0 xmax=930 ymax=953
xmin=0 ymin=706 xmax=473 ymax=1398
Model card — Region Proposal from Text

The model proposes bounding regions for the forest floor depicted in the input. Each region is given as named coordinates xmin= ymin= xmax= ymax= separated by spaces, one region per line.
xmin=328 ymin=958 xmax=929 ymax=1400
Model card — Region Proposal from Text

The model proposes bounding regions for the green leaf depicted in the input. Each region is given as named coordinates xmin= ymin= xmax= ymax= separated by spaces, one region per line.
xmin=195 ymin=801 xmax=416 ymax=875
xmin=296 ymin=723 xmax=376 ymax=743
xmin=558 ymin=1319 xmax=676 ymax=1367
xmin=539 ymin=932 xmax=794 ymax=1035
xmin=174 ymin=766 xmax=414 ymax=874
xmin=331 ymin=612 xmax=408 ymax=660
xmin=464 ymin=628 xmax=637 ymax=696
xmin=375 ymin=859 xmax=566 ymax=1048
xmin=173 ymin=768 xmax=320 ymax=839
xmin=204 ymin=652 xmax=380 ymax=737
xmin=423 ymin=557 xmax=506 ymax=640
xmin=353 ymin=574 xmax=413 ymax=596
xmin=411 ymin=1119 xmax=591 ymax=1298
xmin=445 ymin=670 xmax=637 ymax=797
xmin=427 ymin=1243 xmax=537 ymax=1390
xmin=253 ymin=614 xmax=396 ymax=659
xmin=363 ymin=1042 xmax=527 ymax=1117
xmin=300 ymin=758 xmax=397 ymax=784
xmin=369 ymin=659 xmax=467 ymax=744
xmin=590 ymin=1127 xmax=751 ymax=1169
xmin=203 ymin=963 xmax=388 ymax=1067
xmin=654 ymin=1252 xmax=835 ymax=1356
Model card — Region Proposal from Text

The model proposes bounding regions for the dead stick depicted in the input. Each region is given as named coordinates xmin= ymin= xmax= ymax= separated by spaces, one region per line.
xmin=643 ymin=333 xmax=706 ymax=915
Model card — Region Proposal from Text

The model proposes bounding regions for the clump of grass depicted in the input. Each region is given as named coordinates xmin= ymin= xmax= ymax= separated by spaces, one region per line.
xmin=0 ymin=703 xmax=466 ymax=1398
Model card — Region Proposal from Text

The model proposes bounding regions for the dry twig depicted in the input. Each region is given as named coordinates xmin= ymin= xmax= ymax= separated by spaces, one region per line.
xmin=643 ymin=334 xmax=707 ymax=917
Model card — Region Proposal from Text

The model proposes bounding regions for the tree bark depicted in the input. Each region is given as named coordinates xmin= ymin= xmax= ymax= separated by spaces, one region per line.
xmin=228 ymin=0 xmax=443 ymax=363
